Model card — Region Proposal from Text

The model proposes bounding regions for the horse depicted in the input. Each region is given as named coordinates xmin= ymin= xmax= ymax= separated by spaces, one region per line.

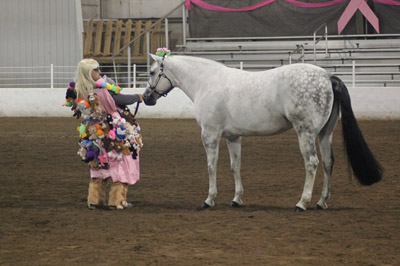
xmin=143 ymin=54 xmax=383 ymax=212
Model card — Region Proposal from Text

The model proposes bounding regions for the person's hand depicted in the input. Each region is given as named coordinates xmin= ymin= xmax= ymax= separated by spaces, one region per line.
xmin=71 ymin=101 xmax=81 ymax=119
xmin=73 ymin=109 xmax=82 ymax=119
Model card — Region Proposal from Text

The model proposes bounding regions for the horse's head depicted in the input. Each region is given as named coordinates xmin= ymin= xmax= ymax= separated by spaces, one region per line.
xmin=143 ymin=54 xmax=175 ymax=106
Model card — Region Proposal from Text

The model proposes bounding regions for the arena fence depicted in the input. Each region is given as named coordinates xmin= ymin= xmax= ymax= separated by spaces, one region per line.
xmin=0 ymin=64 xmax=149 ymax=89
xmin=1 ymin=60 xmax=399 ymax=89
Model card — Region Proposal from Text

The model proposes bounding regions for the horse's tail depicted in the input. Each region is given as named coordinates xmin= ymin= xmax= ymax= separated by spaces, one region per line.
xmin=330 ymin=75 xmax=383 ymax=185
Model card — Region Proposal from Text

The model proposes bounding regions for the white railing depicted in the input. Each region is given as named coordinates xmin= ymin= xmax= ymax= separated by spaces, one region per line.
xmin=0 ymin=64 xmax=149 ymax=89
xmin=0 ymin=65 xmax=76 ymax=88
xmin=1 ymin=60 xmax=399 ymax=88
xmin=313 ymin=23 xmax=329 ymax=64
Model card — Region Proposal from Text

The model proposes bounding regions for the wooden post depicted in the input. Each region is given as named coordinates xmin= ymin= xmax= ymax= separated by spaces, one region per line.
xmin=113 ymin=20 xmax=123 ymax=55
xmin=94 ymin=19 xmax=104 ymax=56
xmin=132 ymin=20 xmax=142 ymax=56
xmin=103 ymin=20 xmax=114 ymax=56
xmin=142 ymin=20 xmax=153 ymax=56
xmin=84 ymin=19 xmax=94 ymax=56
xmin=123 ymin=20 xmax=133 ymax=56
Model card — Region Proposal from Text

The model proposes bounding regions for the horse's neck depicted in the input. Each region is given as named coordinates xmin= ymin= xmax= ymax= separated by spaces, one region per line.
xmin=167 ymin=56 xmax=222 ymax=102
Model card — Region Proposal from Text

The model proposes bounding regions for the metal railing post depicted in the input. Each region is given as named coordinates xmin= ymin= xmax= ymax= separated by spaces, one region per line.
xmin=313 ymin=34 xmax=316 ymax=64
xmin=352 ymin=60 xmax=356 ymax=88
xmin=165 ymin=18 xmax=169 ymax=48
xmin=325 ymin=24 xmax=328 ymax=57
xmin=50 ymin=64 xmax=54 ymax=89
xmin=146 ymin=32 xmax=150 ymax=73
xmin=127 ymin=46 xmax=131 ymax=88
xmin=112 ymin=58 xmax=118 ymax=84
xmin=182 ymin=4 xmax=187 ymax=47
xmin=313 ymin=23 xmax=328 ymax=64
xmin=133 ymin=64 xmax=136 ymax=89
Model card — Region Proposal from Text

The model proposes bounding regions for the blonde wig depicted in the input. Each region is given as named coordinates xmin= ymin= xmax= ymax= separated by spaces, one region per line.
xmin=75 ymin=58 xmax=99 ymax=98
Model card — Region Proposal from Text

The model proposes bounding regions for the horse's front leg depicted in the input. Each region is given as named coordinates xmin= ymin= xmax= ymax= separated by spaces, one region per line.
xmin=226 ymin=136 xmax=243 ymax=207
xmin=201 ymin=128 xmax=221 ymax=209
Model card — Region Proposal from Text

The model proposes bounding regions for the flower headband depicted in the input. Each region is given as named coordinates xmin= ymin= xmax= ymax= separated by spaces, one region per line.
xmin=156 ymin=47 xmax=171 ymax=57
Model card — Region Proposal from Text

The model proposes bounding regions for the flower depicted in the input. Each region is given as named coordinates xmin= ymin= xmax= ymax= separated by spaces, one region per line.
xmin=156 ymin=47 xmax=171 ymax=57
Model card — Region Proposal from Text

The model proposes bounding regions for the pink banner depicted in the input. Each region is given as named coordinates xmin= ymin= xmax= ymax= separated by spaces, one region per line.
xmin=285 ymin=0 xmax=346 ymax=8
xmin=185 ymin=0 xmax=348 ymax=11
xmin=373 ymin=0 xmax=400 ymax=5
xmin=185 ymin=0 xmax=276 ymax=12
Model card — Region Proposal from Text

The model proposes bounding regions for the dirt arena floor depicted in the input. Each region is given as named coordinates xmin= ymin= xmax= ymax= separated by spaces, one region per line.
xmin=0 ymin=117 xmax=399 ymax=265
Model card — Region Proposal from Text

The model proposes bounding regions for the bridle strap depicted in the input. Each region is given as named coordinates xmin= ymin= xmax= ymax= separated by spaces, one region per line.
xmin=148 ymin=56 xmax=174 ymax=97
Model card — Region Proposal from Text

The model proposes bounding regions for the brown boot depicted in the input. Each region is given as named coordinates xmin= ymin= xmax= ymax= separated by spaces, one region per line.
xmin=121 ymin=183 xmax=133 ymax=209
xmin=99 ymin=179 xmax=107 ymax=206
xmin=87 ymin=178 xmax=106 ymax=209
xmin=108 ymin=182 xmax=125 ymax=210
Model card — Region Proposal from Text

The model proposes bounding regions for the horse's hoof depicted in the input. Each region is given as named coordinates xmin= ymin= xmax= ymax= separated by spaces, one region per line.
xmin=314 ymin=204 xmax=324 ymax=210
xmin=231 ymin=201 xmax=241 ymax=208
xmin=294 ymin=206 xmax=305 ymax=212
xmin=200 ymin=202 xmax=210 ymax=210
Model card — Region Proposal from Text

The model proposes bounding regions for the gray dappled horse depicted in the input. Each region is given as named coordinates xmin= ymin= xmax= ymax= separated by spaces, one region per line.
xmin=144 ymin=55 xmax=382 ymax=212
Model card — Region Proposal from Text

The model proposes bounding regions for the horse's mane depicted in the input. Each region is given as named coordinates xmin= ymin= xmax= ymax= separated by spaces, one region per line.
xmin=170 ymin=55 xmax=228 ymax=69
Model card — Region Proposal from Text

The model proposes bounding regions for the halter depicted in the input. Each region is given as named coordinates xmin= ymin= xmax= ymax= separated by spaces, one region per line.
xmin=147 ymin=56 xmax=174 ymax=97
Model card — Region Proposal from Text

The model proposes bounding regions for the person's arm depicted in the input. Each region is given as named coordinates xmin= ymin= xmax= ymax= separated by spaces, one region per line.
xmin=101 ymin=75 xmax=143 ymax=106
xmin=112 ymin=93 xmax=143 ymax=107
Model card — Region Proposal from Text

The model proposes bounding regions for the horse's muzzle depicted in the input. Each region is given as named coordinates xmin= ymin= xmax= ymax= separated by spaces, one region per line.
xmin=143 ymin=93 xmax=157 ymax=106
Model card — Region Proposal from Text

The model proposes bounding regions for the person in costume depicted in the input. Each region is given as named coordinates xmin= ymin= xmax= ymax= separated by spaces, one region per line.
xmin=71 ymin=58 xmax=143 ymax=210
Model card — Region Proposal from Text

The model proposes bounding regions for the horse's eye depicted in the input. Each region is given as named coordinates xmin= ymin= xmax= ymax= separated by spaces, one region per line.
xmin=150 ymin=71 xmax=155 ymax=76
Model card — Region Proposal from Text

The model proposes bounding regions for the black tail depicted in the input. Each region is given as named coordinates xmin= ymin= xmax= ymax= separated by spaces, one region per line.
xmin=330 ymin=76 xmax=383 ymax=185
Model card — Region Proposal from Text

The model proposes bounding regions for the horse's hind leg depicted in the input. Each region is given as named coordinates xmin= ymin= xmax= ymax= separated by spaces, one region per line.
xmin=316 ymin=131 xmax=334 ymax=210
xmin=226 ymin=136 xmax=243 ymax=207
xmin=316 ymin=106 xmax=338 ymax=210
xmin=295 ymin=131 xmax=319 ymax=212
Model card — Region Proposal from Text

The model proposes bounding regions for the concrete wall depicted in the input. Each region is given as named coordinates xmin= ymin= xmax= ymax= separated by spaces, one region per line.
xmin=0 ymin=87 xmax=399 ymax=119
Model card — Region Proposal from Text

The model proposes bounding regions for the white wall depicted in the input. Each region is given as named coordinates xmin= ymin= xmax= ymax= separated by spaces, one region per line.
xmin=103 ymin=0 xmax=183 ymax=19
xmin=0 ymin=87 xmax=399 ymax=119
xmin=0 ymin=0 xmax=82 ymax=68
xmin=0 ymin=0 xmax=82 ymax=88
xmin=0 ymin=88 xmax=194 ymax=118
xmin=82 ymin=0 xmax=184 ymax=19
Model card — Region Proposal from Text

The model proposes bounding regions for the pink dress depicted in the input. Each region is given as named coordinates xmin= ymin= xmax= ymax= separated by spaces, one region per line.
xmin=88 ymin=88 xmax=140 ymax=185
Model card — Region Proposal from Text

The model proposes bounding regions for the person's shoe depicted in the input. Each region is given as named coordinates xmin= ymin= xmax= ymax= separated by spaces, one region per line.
xmin=88 ymin=204 xmax=104 ymax=210
xmin=124 ymin=202 xmax=133 ymax=209
xmin=108 ymin=205 xmax=124 ymax=210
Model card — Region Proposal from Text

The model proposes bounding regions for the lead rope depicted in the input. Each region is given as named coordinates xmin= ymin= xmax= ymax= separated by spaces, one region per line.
xmin=134 ymin=101 xmax=140 ymax=116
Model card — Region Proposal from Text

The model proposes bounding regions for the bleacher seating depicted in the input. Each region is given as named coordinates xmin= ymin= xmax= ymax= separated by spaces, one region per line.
xmin=175 ymin=34 xmax=400 ymax=87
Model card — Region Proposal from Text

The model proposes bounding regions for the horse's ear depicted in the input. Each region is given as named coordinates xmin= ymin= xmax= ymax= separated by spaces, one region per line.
xmin=150 ymin=54 xmax=162 ymax=63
